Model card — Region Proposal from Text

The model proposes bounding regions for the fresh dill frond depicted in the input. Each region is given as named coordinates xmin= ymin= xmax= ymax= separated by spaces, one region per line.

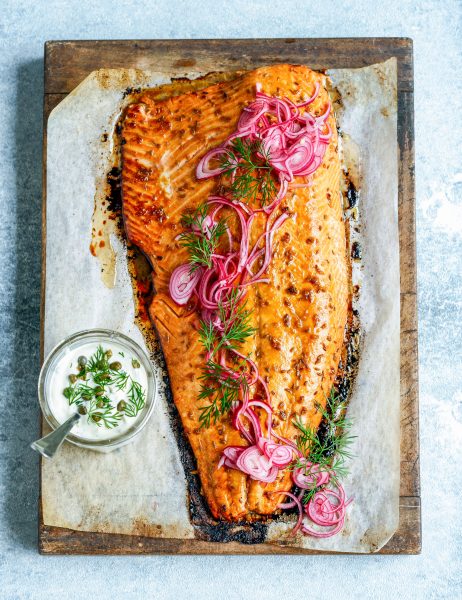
xmin=109 ymin=369 xmax=130 ymax=391
xmin=198 ymin=400 xmax=220 ymax=429
xmin=195 ymin=290 xmax=256 ymax=428
xmin=217 ymin=290 xmax=256 ymax=350
xmin=86 ymin=345 xmax=109 ymax=373
xmin=199 ymin=360 xmax=248 ymax=390
xmin=220 ymin=137 xmax=277 ymax=205
xmin=87 ymin=397 xmax=123 ymax=429
xmin=292 ymin=388 xmax=355 ymax=490
xmin=301 ymin=486 xmax=319 ymax=505
xmin=124 ymin=380 xmax=146 ymax=418
xmin=198 ymin=318 xmax=219 ymax=353
xmin=179 ymin=203 xmax=227 ymax=271
xmin=198 ymin=291 xmax=255 ymax=356
xmin=198 ymin=380 xmax=241 ymax=428
xmin=180 ymin=203 xmax=209 ymax=229
xmin=197 ymin=359 xmax=248 ymax=428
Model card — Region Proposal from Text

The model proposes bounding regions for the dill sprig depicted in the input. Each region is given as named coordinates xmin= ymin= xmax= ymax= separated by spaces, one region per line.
xmin=124 ymin=380 xmax=146 ymax=418
xmin=198 ymin=318 xmax=218 ymax=353
xmin=198 ymin=291 xmax=255 ymax=357
xmin=217 ymin=290 xmax=256 ymax=350
xmin=62 ymin=345 xmax=147 ymax=428
xmin=110 ymin=370 xmax=130 ymax=390
xmin=86 ymin=345 xmax=109 ymax=373
xmin=196 ymin=291 xmax=255 ymax=427
xmin=220 ymin=137 xmax=277 ymax=205
xmin=87 ymin=397 xmax=123 ymax=429
xmin=179 ymin=203 xmax=227 ymax=271
xmin=197 ymin=361 xmax=246 ymax=428
xmin=292 ymin=388 xmax=355 ymax=502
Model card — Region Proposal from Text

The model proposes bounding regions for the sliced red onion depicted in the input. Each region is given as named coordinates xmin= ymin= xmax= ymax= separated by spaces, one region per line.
xmin=237 ymin=99 xmax=268 ymax=133
xmin=260 ymin=441 xmax=293 ymax=468
xmin=296 ymin=82 xmax=320 ymax=107
xmin=169 ymin=264 xmax=202 ymax=305
xmin=218 ymin=445 xmax=246 ymax=469
xmin=235 ymin=446 xmax=279 ymax=483
xmin=233 ymin=405 xmax=262 ymax=444
xmin=196 ymin=147 xmax=231 ymax=179
xmin=248 ymin=399 xmax=273 ymax=436
xmin=274 ymin=491 xmax=303 ymax=535
xmin=292 ymin=460 xmax=330 ymax=489
xmin=301 ymin=484 xmax=352 ymax=538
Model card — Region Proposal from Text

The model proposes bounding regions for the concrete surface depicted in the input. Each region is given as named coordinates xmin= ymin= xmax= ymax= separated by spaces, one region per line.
xmin=0 ymin=1 xmax=461 ymax=598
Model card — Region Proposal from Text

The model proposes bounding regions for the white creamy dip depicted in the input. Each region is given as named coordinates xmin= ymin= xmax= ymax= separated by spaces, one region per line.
xmin=47 ymin=340 xmax=149 ymax=441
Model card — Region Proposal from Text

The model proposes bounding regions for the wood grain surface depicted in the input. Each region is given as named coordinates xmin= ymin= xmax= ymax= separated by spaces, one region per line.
xmin=40 ymin=38 xmax=419 ymax=555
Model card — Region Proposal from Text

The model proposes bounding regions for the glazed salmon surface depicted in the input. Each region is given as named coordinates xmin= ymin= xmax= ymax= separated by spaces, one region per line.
xmin=122 ymin=65 xmax=349 ymax=521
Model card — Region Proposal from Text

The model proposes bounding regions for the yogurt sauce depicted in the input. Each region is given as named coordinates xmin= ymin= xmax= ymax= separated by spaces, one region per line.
xmin=48 ymin=340 xmax=149 ymax=441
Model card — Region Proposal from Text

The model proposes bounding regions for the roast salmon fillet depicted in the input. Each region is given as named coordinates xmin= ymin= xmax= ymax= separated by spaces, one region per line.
xmin=122 ymin=64 xmax=349 ymax=521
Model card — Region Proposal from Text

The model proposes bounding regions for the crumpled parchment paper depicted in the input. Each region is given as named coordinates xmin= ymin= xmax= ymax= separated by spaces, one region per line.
xmin=42 ymin=59 xmax=399 ymax=552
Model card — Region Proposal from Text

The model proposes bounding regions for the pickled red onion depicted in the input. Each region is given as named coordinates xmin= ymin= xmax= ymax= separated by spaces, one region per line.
xmin=292 ymin=460 xmax=330 ymax=489
xmin=169 ymin=264 xmax=202 ymax=305
xmin=301 ymin=484 xmax=352 ymax=538
xmin=235 ymin=446 xmax=279 ymax=483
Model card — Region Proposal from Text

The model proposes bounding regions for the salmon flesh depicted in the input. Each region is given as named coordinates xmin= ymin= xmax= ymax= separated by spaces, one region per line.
xmin=122 ymin=65 xmax=349 ymax=521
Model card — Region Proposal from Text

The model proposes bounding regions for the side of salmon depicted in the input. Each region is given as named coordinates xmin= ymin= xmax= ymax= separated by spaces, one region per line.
xmin=122 ymin=64 xmax=349 ymax=521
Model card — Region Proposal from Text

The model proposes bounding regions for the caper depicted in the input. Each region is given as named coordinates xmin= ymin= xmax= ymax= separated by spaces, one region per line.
xmin=117 ymin=400 xmax=127 ymax=412
xmin=77 ymin=355 xmax=87 ymax=367
xmin=81 ymin=393 xmax=92 ymax=401
xmin=92 ymin=413 xmax=102 ymax=423
xmin=94 ymin=386 xmax=104 ymax=397
xmin=110 ymin=361 xmax=122 ymax=371
xmin=99 ymin=373 xmax=111 ymax=381
xmin=78 ymin=373 xmax=87 ymax=381
xmin=131 ymin=358 xmax=140 ymax=369
xmin=105 ymin=349 xmax=113 ymax=359
xmin=96 ymin=399 xmax=105 ymax=409
xmin=68 ymin=374 xmax=78 ymax=384
xmin=78 ymin=405 xmax=87 ymax=415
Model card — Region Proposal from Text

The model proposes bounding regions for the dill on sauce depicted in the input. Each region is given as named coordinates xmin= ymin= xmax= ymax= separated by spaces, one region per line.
xmin=62 ymin=345 xmax=146 ymax=428
xmin=124 ymin=381 xmax=146 ymax=418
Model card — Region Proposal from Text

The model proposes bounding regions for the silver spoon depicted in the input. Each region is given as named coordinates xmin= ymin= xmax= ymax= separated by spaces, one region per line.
xmin=30 ymin=413 xmax=81 ymax=458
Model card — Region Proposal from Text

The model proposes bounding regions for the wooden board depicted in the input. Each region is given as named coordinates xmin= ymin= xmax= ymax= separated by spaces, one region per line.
xmin=40 ymin=38 xmax=419 ymax=554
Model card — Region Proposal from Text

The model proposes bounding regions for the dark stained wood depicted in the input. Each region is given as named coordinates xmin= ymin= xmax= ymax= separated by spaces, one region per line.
xmin=40 ymin=496 xmax=420 ymax=555
xmin=40 ymin=38 xmax=419 ymax=554
xmin=44 ymin=39 xmax=414 ymax=94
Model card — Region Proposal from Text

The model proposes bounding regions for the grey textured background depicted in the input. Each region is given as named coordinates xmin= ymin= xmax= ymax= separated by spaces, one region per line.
xmin=0 ymin=1 xmax=461 ymax=599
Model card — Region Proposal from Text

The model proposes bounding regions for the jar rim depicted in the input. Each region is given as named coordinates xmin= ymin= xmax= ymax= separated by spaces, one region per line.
xmin=38 ymin=329 xmax=157 ymax=451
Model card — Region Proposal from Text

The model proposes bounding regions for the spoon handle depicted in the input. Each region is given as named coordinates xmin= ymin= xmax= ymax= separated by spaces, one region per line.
xmin=30 ymin=413 xmax=81 ymax=458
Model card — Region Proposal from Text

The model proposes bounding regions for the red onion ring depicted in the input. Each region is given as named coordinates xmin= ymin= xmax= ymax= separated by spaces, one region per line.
xmin=273 ymin=491 xmax=303 ymax=535
xmin=235 ymin=446 xmax=279 ymax=483
xmin=196 ymin=147 xmax=232 ymax=179
xmin=292 ymin=460 xmax=330 ymax=489
xmin=169 ymin=264 xmax=202 ymax=305
xmin=301 ymin=483 xmax=352 ymax=538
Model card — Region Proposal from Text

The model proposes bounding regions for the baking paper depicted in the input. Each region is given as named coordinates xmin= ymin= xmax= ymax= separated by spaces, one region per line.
xmin=42 ymin=60 xmax=399 ymax=552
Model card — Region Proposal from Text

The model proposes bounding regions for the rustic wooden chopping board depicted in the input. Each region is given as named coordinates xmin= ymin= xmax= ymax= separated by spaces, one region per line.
xmin=40 ymin=38 xmax=419 ymax=554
